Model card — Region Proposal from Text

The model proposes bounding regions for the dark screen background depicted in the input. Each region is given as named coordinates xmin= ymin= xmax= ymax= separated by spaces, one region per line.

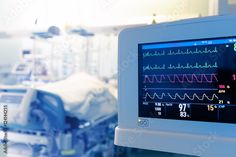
xmin=138 ymin=37 xmax=236 ymax=123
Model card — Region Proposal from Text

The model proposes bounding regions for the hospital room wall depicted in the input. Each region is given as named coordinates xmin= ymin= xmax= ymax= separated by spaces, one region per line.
xmin=0 ymin=0 xmax=210 ymax=31
xmin=0 ymin=38 xmax=21 ymax=69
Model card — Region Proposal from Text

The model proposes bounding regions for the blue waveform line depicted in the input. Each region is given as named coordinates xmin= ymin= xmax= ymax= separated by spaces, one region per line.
xmin=143 ymin=62 xmax=218 ymax=71
xmin=144 ymin=92 xmax=219 ymax=101
xmin=143 ymin=47 xmax=218 ymax=58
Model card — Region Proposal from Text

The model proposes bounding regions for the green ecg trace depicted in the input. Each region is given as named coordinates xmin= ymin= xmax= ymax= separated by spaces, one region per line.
xmin=143 ymin=62 xmax=218 ymax=71
xmin=143 ymin=64 xmax=165 ymax=71
xmin=168 ymin=62 xmax=218 ymax=70
xmin=143 ymin=51 xmax=165 ymax=58
xmin=142 ymin=47 xmax=218 ymax=58
xmin=167 ymin=47 xmax=218 ymax=56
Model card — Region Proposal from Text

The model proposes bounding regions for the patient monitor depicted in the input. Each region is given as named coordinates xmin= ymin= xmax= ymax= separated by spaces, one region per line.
xmin=115 ymin=15 xmax=236 ymax=157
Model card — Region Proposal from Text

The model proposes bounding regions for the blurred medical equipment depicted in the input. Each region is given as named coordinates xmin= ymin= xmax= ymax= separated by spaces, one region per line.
xmin=0 ymin=65 xmax=11 ymax=84
xmin=0 ymin=72 xmax=117 ymax=157
xmin=115 ymin=15 xmax=236 ymax=157
xmin=32 ymin=26 xmax=72 ymax=82
xmin=3 ymin=26 xmax=75 ymax=85
xmin=0 ymin=25 xmax=119 ymax=87
xmin=69 ymin=26 xmax=118 ymax=77
xmin=3 ymin=50 xmax=50 ymax=86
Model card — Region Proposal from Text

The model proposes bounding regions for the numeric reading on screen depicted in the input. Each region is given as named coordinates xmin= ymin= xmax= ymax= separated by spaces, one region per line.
xmin=138 ymin=37 xmax=236 ymax=123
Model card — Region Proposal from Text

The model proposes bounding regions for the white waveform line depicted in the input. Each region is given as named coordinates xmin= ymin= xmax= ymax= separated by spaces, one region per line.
xmin=167 ymin=93 xmax=218 ymax=101
xmin=144 ymin=92 xmax=219 ymax=101
xmin=145 ymin=92 xmax=166 ymax=100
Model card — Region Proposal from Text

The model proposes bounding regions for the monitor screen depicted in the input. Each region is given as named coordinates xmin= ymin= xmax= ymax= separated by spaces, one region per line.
xmin=138 ymin=37 xmax=236 ymax=123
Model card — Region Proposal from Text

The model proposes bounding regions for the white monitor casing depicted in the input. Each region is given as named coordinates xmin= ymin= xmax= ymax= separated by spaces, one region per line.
xmin=115 ymin=15 xmax=236 ymax=157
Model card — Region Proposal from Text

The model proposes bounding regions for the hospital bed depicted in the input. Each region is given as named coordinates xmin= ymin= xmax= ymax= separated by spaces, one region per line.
xmin=0 ymin=72 xmax=117 ymax=157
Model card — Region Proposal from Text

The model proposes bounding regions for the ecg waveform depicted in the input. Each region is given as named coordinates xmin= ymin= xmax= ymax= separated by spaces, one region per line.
xmin=143 ymin=62 xmax=218 ymax=71
xmin=144 ymin=92 xmax=219 ymax=101
xmin=143 ymin=47 xmax=218 ymax=58
xmin=143 ymin=74 xmax=218 ymax=84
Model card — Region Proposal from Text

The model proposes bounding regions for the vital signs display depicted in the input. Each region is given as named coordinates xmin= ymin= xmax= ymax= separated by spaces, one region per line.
xmin=138 ymin=37 xmax=236 ymax=123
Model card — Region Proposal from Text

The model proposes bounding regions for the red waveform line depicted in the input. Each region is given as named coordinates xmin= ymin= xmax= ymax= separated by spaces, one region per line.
xmin=143 ymin=74 xmax=218 ymax=84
